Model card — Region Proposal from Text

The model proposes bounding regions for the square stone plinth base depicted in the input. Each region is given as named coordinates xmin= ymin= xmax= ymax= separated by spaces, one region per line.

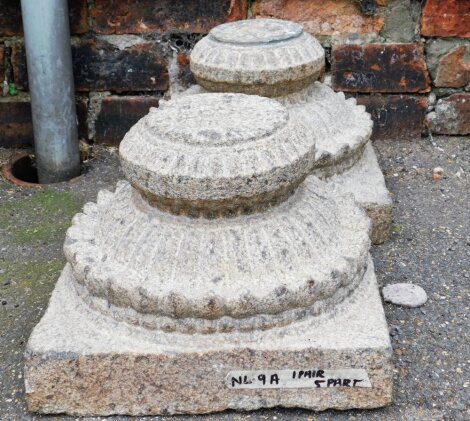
xmin=25 ymin=258 xmax=392 ymax=416
xmin=326 ymin=143 xmax=392 ymax=245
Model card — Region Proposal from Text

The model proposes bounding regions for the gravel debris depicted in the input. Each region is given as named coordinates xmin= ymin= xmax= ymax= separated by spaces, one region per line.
xmin=432 ymin=166 xmax=444 ymax=180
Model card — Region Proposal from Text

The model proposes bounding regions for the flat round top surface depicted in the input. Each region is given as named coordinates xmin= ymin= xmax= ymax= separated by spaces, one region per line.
xmin=210 ymin=19 xmax=303 ymax=45
xmin=147 ymin=93 xmax=288 ymax=147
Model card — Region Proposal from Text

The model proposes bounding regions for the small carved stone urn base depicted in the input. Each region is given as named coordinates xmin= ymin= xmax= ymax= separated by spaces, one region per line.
xmin=188 ymin=18 xmax=392 ymax=244
xmin=24 ymin=94 xmax=392 ymax=416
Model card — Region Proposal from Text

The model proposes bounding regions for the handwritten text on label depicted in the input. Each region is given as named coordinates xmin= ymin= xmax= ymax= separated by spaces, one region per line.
xmin=226 ymin=369 xmax=371 ymax=389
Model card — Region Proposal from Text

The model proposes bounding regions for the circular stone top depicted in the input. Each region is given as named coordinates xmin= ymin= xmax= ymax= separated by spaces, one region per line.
xmin=146 ymin=93 xmax=288 ymax=147
xmin=211 ymin=19 xmax=303 ymax=45
xmin=65 ymin=177 xmax=371 ymax=334
xmin=120 ymin=93 xmax=316 ymax=217
xmin=190 ymin=19 xmax=325 ymax=97
xmin=180 ymin=82 xmax=373 ymax=178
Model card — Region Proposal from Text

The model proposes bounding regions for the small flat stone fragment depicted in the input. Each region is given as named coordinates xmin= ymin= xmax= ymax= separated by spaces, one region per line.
xmin=383 ymin=283 xmax=427 ymax=308
xmin=190 ymin=19 xmax=325 ymax=96
xmin=432 ymin=167 xmax=444 ymax=181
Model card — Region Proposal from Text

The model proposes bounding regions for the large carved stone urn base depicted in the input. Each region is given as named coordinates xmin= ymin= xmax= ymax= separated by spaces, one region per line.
xmin=25 ymin=91 xmax=392 ymax=415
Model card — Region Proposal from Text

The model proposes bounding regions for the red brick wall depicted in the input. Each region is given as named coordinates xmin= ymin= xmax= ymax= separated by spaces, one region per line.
xmin=0 ymin=0 xmax=468 ymax=147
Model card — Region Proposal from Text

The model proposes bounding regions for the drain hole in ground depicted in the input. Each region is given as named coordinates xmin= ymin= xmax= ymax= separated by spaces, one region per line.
xmin=10 ymin=154 xmax=39 ymax=183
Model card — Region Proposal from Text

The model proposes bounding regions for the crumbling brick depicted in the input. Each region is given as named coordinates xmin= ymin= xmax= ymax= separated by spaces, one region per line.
xmin=427 ymin=93 xmax=470 ymax=135
xmin=94 ymin=95 xmax=160 ymax=145
xmin=421 ymin=0 xmax=470 ymax=38
xmin=0 ymin=0 xmax=88 ymax=36
xmin=91 ymin=0 xmax=247 ymax=34
xmin=12 ymin=40 xmax=169 ymax=93
xmin=332 ymin=44 xmax=431 ymax=93
xmin=357 ymin=95 xmax=428 ymax=140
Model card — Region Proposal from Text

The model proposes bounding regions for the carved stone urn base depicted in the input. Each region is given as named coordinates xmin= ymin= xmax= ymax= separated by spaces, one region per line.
xmin=25 ymin=92 xmax=392 ymax=415
xmin=25 ymin=258 xmax=392 ymax=416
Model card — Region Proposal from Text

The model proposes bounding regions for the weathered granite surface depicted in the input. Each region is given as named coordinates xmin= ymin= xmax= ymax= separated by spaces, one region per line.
xmin=25 ymin=257 xmax=392 ymax=416
xmin=328 ymin=143 xmax=392 ymax=245
xmin=25 ymin=89 xmax=392 ymax=414
xmin=190 ymin=19 xmax=325 ymax=97
xmin=120 ymin=93 xmax=316 ymax=215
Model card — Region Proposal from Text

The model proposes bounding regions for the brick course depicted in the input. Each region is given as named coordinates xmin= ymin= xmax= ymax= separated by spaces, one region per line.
xmin=0 ymin=0 xmax=88 ymax=36
xmin=332 ymin=44 xmax=431 ymax=93
xmin=252 ymin=0 xmax=383 ymax=44
xmin=91 ymin=0 xmax=246 ymax=34
xmin=94 ymin=96 xmax=160 ymax=145
xmin=0 ymin=97 xmax=88 ymax=147
xmin=0 ymin=0 xmax=469 ymax=146
xmin=12 ymin=40 xmax=169 ymax=93
xmin=357 ymin=95 xmax=428 ymax=140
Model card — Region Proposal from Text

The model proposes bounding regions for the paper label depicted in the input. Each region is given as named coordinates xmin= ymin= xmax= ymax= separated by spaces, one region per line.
xmin=226 ymin=369 xmax=371 ymax=389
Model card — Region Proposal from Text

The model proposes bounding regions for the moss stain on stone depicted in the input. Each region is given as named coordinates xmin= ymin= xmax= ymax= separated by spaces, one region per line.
xmin=0 ymin=189 xmax=80 ymax=245
xmin=0 ymin=259 xmax=64 ymax=345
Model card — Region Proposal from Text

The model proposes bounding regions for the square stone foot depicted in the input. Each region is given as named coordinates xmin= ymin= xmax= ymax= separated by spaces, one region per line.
xmin=327 ymin=143 xmax=392 ymax=245
xmin=24 ymin=257 xmax=393 ymax=416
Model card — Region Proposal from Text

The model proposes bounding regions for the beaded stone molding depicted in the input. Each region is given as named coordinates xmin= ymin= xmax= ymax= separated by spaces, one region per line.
xmin=190 ymin=19 xmax=325 ymax=97
xmin=64 ymin=178 xmax=370 ymax=334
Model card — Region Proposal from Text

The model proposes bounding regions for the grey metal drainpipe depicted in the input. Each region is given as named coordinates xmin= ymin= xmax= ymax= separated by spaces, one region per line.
xmin=20 ymin=0 xmax=80 ymax=183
